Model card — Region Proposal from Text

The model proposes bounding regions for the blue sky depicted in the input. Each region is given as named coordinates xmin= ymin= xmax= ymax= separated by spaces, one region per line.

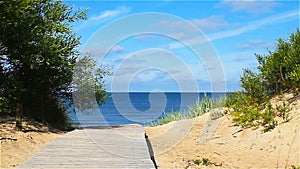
xmin=67 ymin=0 xmax=299 ymax=92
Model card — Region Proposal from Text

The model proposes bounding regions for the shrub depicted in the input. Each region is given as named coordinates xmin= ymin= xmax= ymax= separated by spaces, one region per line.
xmin=276 ymin=102 xmax=291 ymax=122
xmin=256 ymin=30 xmax=300 ymax=94
xmin=260 ymin=103 xmax=278 ymax=132
xmin=240 ymin=69 xmax=269 ymax=104
xmin=227 ymin=29 xmax=299 ymax=132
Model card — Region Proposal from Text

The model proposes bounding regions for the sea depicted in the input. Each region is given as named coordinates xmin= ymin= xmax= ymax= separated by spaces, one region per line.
xmin=68 ymin=92 xmax=227 ymax=127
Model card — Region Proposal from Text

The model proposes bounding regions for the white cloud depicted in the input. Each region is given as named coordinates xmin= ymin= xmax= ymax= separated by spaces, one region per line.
xmin=91 ymin=6 xmax=130 ymax=21
xmin=216 ymin=0 xmax=279 ymax=14
xmin=190 ymin=16 xmax=229 ymax=31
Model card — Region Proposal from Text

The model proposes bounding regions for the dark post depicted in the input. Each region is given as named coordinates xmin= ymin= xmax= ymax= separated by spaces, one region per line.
xmin=15 ymin=103 xmax=23 ymax=131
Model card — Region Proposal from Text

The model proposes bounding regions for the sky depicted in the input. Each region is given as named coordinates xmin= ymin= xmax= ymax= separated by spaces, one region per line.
xmin=66 ymin=0 xmax=299 ymax=92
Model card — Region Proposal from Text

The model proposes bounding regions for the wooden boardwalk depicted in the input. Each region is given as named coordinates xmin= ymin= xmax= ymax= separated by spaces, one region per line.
xmin=18 ymin=124 xmax=155 ymax=169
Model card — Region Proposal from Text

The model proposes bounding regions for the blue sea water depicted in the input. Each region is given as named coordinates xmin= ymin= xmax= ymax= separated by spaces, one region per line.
xmin=69 ymin=92 xmax=227 ymax=127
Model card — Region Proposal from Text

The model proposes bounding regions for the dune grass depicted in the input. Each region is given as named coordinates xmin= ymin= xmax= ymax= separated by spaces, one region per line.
xmin=149 ymin=94 xmax=225 ymax=126
xmin=150 ymin=111 xmax=186 ymax=126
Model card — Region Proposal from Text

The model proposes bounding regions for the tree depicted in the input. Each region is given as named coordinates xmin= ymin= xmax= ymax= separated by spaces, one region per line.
xmin=72 ymin=55 xmax=111 ymax=114
xmin=0 ymin=0 xmax=108 ymax=129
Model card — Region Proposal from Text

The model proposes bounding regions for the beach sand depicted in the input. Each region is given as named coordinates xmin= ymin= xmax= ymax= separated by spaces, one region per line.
xmin=0 ymin=117 xmax=62 ymax=168
xmin=0 ymin=93 xmax=298 ymax=168
xmin=145 ymin=93 xmax=300 ymax=168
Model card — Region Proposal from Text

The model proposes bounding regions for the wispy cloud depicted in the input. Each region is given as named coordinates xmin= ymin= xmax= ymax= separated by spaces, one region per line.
xmin=190 ymin=16 xmax=229 ymax=32
xmin=110 ymin=45 xmax=125 ymax=53
xmin=91 ymin=6 xmax=130 ymax=21
xmin=237 ymin=39 xmax=274 ymax=49
xmin=169 ymin=10 xmax=299 ymax=49
xmin=216 ymin=0 xmax=279 ymax=14
xmin=134 ymin=70 xmax=164 ymax=82
xmin=133 ymin=33 xmax=171 ymax=43
xmin=209 ymin=10 xmax=298 ymax=41
xmin=132 ymin=15 xmax=229 ymax=45
xmin=77 ymin=6 xmax=130 ymax=30
xmin=152 ymin=15 xmax=228 ymax=34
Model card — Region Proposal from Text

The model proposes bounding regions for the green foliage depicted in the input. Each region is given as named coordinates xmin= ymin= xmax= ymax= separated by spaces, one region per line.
xmin=248 ymin=29 xmax=300 ymax=95
xmin=240 ymin=69 xmax=269 ymax=103
xmin=193 ymin=159 xmax=201 ymax=165
xmin=256 ymin=30 xmax=300 ymax=94
xmin=276 ymin=102 xmax=291 ymax=122
xmin=202 ymin=158 xmax=213 ymax=166
xmin=72 ymin=55 xmax=111 ymax=113
xmin=0 ymin=0 xmax=108 ymax=129
xmin=192 ymin=158 xmax=216 ymax=166
xmin=261 ymin=104 xmax=278 ymax=132
xmin=226 ymin=29 xmax=299 ymax=132
xmin=38 ymin=99 xmax=71 ymax=129
xmin=0 ymin=97 xmax=6 ymax=114
xmin=231 ymin=104 xmax=261 ymax=128
xmin=291 ymin=165 xmax=300 ymax=169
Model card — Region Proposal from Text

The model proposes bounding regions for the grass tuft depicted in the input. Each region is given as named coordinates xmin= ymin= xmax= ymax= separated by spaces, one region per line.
xmin=149 ymin=94 xmax=225 ymax=126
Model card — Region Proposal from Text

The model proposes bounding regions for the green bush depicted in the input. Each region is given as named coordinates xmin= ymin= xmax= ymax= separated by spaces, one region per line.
xmin=231 ymin=104 xmax=261 ymax=128
xmin=256 ymin=30 xmax=300 ymax=94
xmin=226 ymin=29 xmax=299 ymax=132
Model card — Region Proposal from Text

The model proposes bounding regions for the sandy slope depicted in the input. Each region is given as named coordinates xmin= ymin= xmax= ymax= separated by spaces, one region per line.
xmin=145 ymin=93 xmax=300 ymax=168
xmin=0 ymin=117 xmax=62 ymax=168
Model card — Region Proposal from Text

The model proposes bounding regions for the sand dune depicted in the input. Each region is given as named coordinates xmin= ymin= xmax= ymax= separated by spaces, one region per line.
xmin=145 ymin=93 xmax=300 ymax=168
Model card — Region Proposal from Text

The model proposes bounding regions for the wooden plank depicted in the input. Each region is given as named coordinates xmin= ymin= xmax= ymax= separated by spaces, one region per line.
xmin=18 ymin=124 xmax=155 ymax=169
